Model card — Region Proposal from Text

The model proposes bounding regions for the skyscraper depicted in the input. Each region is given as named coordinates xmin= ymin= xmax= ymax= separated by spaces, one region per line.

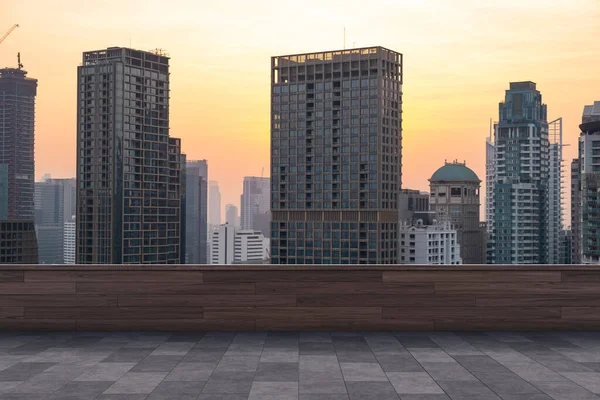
xmin=225 ymin=204 xmax=239 ymax=228
xmin=209 ymin=180 xmax=221 ymax=228
xmin=571 ymin=158 xmax=581 ymax=264
xmin=0 ymin=68 xmax=37 ymax=221
xmin=63 ymin=216 xmax=76 ymax=265
xmin=240 ymin=176 xmax=270 ymax=230
xmin=548 ymin=118 xmax=564 ymax=264
xmin=577 ymin=101 xmax=600 ymax=264
xmin=185 ymin=160 xmax=208 ymax=264
xmin=490 ymin=81 xmax=549 ymax=264
xmin=270 ymin=47 xmax=403 ymax=264
xmin=429 ymin=161 xmax=485 ymax=264
xmin=34 ymin=177 xmax=76 ymax=264
xmin=76 ymin=47 xmax=185 ymax=264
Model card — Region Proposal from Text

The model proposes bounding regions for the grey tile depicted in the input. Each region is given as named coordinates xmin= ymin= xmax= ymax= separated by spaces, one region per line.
xmin=503 ymin=361 xmax=567 ymax=382
xmin=300 ymin=342 xmax=336 ymax=355
xmin=0 ymin=362 xmax=55 ymax=381
xmin=181 ymin=349 xmax=225 ymax=363
xmin=202 ymin=371 xmax=255 ymax=394
xmin=147 ymin=381 xmax=206 ymax=399
xmin=256 ymin=362 xmax=299 ymax=382
xmin=164 ymin=362 xmax=216 ymax=381
xmin=340 ymin=362 xmax=388 ymax=382
xmin=215 ymin=354 xmax=260 ymax=372
xmin=260 ymin=349 xmax=299 ymax=363
xmin=387 ymin=372 xmax=444 ymax=395
xmin=583 ymin=363 xmax=600 ymax=372
xmin=130 ymin=355 xmax=183 ymax=372
xmin=420 ymin=362 xmax=477 ymax=381
xmin=102 ymin=348 xmax=154 ymax=363
xmin=198 ymin=395 xmax=250 ymax=400
xmin=497 ymin=394 xmax=555 ymax=400
xmin=398 ymin=396 xmax=451 ymax=400
xmin=299 ymin=371 xmax=348 ymax=394
xmin=150 ymin=342 xmax=195 ymax=356
xmin=97 ymin=395 xmax=148 ymax=400
xmin=104 ymin=372 xmax=167 ymax=394
xmin=436 ymin=380 xmax=501 ymax=399
xmin=299 ymin=332 xmax=332 ymax=343
xmin=336 ymin=350 xmax=378 ymax=363
xmin=299 ymin=395 xmax=349 ymax=400
xmin=408 ymin=349 xmax=455 ymax=363
xmin=249 ymin=381 xmax=298 ymax=400
xmin=346 ymin=381 xmax=400 ymax=400
xmin=75 ymin=362 xmax=136 ymax=381
xmin=46 ymin=381 xmax=114 ymax=400
xmin=533 ymin=380 xmax=600 ymax=400
xmin=376 ymin=354 xmax=424 ymax=373
xmin=299 ymin=355 xmax=341 ymax=373
xmin=561 ymin=372 xmax=600 ymax=394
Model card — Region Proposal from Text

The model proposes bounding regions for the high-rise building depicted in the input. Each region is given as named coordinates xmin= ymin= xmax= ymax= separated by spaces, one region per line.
xmin=0 ymin=68 xmax=38 ymax=221
xmin=76 ymin=47 xmax=185 ymax=264
xmin=185 ymin=160 xmax=208 ymax=264
xmin=429 ymin=161 xmax=485 ymax=264
xmin=399 ymin=189 xmax=429 ymax=223
xmin=485 ymin=134 xmax=495 ymax=233
xmin=548 ymin=118 xmax=564 ymax=264
xmin=577 ymin=101 xmax=600 ymax=264
xmin=490 ymin=81 xmax=550 ymax=264
xmin=34 ymin=177 xmax=76 ymax=264
xmin=0 ymin=220 xmax=38 ymax=264
xmin=559 ymin=228 xmax=572 ymax=264
xmin=252 ymin=211 xmax=271 ymax=238
xmin=225 ymin=204 xmax=239 ymax=228
xmin=270 ymin=46 xmax=403 ymax=264
xmin=63 ymin=216 xmax=76 ymax=265
xmin=209 ymin=180 xmax=221 ymax=228
xmin=210 ymin=224 xmax=269 ymax=264
xmin=240 ymin=176 xmax=270 ymax=230
xmin=571 ymin=158 xmax=581 ymax=264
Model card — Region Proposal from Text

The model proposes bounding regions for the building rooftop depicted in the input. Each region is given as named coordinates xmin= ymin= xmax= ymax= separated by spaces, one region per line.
xmin=0 ymin=331 xmax=598 ymax=398
xmin=430 ymin=161 xmax=480 ymax=182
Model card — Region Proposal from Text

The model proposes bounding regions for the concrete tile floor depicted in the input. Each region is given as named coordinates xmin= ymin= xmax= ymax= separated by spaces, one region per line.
xmin=0 ymin=332 xmax=599 ymax=399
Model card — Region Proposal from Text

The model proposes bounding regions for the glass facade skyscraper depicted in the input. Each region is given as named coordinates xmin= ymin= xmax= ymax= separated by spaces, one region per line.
xmin=270 ymin=47 xmax=403 ymax=264
xmin=76 ymin=47 xmax=185 ymax=264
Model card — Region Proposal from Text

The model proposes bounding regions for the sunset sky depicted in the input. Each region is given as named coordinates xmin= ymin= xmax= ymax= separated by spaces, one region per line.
xmin=2 ymin=0 xmax=599 ymax=221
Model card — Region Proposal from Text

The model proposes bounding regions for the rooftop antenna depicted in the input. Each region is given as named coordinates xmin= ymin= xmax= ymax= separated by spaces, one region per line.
xmin=17 ymin=52 xmax=23 ymax=70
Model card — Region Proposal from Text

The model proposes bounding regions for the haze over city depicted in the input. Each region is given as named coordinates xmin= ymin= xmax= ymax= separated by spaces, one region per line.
xmin=2 ymin=0 xmax=600 ymax=216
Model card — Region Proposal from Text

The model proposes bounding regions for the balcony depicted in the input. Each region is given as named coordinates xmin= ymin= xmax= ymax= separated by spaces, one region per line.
xmin=1 ymin=265 xmax=600 ymax=398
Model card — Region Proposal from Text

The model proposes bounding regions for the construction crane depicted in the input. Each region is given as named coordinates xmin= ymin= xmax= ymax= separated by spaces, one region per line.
xmin=0 ymin=24 xmax=19 ymax=46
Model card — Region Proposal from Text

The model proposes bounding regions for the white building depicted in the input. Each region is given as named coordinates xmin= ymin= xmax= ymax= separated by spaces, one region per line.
xmin=399 ymin=218 xmax=462 ymax=265
xmin=210 ymin=224 xmax=269 ymax=264
xmin=63 ymin=216 xmax=76 ymax=265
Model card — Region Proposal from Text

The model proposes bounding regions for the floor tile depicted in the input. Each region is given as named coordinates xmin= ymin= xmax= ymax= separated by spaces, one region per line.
xmin=256 ymin=362 xmax=299 ymax=382
xmin=387 ymin=372 xmax=444 ymax=394
xmin=164 ymin=362 xmax=216 ymax=381
xmin=249 ymin=381 xmax=298 ymax=400
xmin=75 ymin=362 xmax=136 ymax=381
xmin=340 ymin=362 xmax=388 ymax=381
xmin=104 ymin=372 xmax=167 ymax=394
xmin=346 ymin=381 xmax=400 ymax=400
xmin=202 ymin=371 xmax=255 ymax=394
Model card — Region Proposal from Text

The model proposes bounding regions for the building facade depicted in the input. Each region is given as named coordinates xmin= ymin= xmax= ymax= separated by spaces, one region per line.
xmin=270 ymin=46 xmax=403 ymax=264
xmin=240 ymin=176 xmax=270 ymax=230
xmin=429 ymin=161 xmax=485 ymax=264
xmin=225 ymin=204 xmax=239 ymax=228
xmin=210 ymin=224 xmax=269 ymax=264
xmin=548 ymin=118 xmax=564 ymax=264
xmin=571 ymin=158 xmax=581 ymax=264
xmin=399 ymin=214 xmax=461 ymax=265
xmin=490 ymin=81 xmax=549 ymax=264
xmin=209 ymin=180 xmax=221 ymax=229
xmin=578 ymin=101 xmax=600 ymax=264
xmin=185 ymin=160 xmax=208 ymax=264
xmin=399 ymin=189 xmax=429 ymax=223
xmin=76 ymin=47 xmax=185 ymax=264
xmin=0 ymin=220 xmax=38 ymax=264
xmin=63 ymin=216 xmax=76 ymax=264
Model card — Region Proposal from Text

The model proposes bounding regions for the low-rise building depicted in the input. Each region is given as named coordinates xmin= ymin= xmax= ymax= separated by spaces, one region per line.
xmin=399 ymin=213 xmax=462 ymax=265
xmin=210 ymin=224 xmax=269 ymax=264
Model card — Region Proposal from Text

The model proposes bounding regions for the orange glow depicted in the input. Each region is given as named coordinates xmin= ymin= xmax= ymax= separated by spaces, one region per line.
xmin=2 ymin=0 xmax=599 ymax=218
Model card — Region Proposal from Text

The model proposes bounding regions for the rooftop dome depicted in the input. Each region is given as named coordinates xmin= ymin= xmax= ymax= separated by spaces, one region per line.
xmin=430 ymin=161 xmax=480 ymax=182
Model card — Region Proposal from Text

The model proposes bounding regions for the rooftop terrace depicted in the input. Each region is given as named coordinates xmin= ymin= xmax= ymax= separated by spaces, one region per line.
xmin=0 ymin=331 xmax=600 ymax=399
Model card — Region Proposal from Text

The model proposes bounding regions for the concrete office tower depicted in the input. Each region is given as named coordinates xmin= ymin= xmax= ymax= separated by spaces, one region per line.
xmin=241 ymin=176 xmax=270 ymax=230
xmin=548 ymin=118 xmax=564 ymax=264
xmin=429 ymin=161 xmax=485 ymax=264
xmin=571 ymin=158 xmax=581 ymax=264
xmin=209 ymin=181 xmax=221 ymax=228
xmin=0 ymin=68 xmax=38 ymax=221
xmin=399 ymin=189 xmax=429 ymax=223
xmin=271 ymin=47 xmax=403 ymax=264
xmin=210 ymin=224 xmax=269 ymax=264
xmin=399 ymin=212 xmax=462 ymax=265
xmin=577 ymin=101 xmax=600 ymax=264
xmin=490 ymin=81 xmax=549 ymax=264
xmin=185 ymin=160 xmax=208 ymax=264
xmin=225 ymin=204 xmax=239 ymax=228
xmin=76 ymin=47 xmax=185 ymax=264
xmin=63 ymin=216 xmax=76 ymax=265
xmin=34 ymin=177 xmax=76 ymax=264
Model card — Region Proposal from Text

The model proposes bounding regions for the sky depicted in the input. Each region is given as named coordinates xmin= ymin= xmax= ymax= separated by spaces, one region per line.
xmin=2 ymin=0 xmax=599 ymax=222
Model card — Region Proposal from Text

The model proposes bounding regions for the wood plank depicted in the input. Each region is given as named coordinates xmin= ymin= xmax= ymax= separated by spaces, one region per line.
xmin=77 ymin=282 xmax=254 ymax=295
xmin=0 ymin=295 xmax=117 ymax=307
xmin=477 ymin=295 xmax=600 ymax=307
xmin=203 ymin=271 xmax=383 ymax=283
xmin=562 ymin=271 xmax=600 ymax=283
xmin=76 ymin=319 xmax=255 ymax=332
xmin=25 ymin=271 xmax=203 ymax=283
xmin=562 ymin=307 xmax=600 ymax=320
xmin=0 ymin=307 xmax=23 ymax=317
xmin=0 ymin=282 xmax=76 ymax=295
xmin=203 ymin=307 xmax=256 ymax=320
xmin=383 ymin=306 xmax=561 ymax=320
xmin=297 ymin=294 xmax=474 ymax=307
xmin=253 ymin=307 xmax=381 ymax=320
xmin=256 ymin=319 xmax=434 ymax=331
xmin=256 ymin=282 xmax=432 ymax=295
xmin=24 ymin=307 xmax=204 ymax=320
xmin=119 ymin=295 xmax=296 ymax=307
xmin=384 ymin=271 xmax=562 ymax=283
xmin=0 ymin=271 xmax=24 ymax=282
xmin=0 ymin=319 xmax=77 ymax=331
xmin=435 ymin=282 xmax=600 ymax=295
xmin=433 ymin=319 xmax=600 ymax=331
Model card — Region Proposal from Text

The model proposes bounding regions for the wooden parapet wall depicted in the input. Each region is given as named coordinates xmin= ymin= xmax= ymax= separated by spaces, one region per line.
xmin=1 ymin=265 xmax=599 ymax=331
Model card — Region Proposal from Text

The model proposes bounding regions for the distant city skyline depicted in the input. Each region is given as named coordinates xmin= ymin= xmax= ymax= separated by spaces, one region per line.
xmin=3 ymin=0 xmax=599 ymax=212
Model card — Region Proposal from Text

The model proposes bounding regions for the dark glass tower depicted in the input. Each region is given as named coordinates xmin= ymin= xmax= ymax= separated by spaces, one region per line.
xmin=76 ymin=47 xmax=185 ymax=264
xmin=270 ymin=47 xmax=403 ymax=264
